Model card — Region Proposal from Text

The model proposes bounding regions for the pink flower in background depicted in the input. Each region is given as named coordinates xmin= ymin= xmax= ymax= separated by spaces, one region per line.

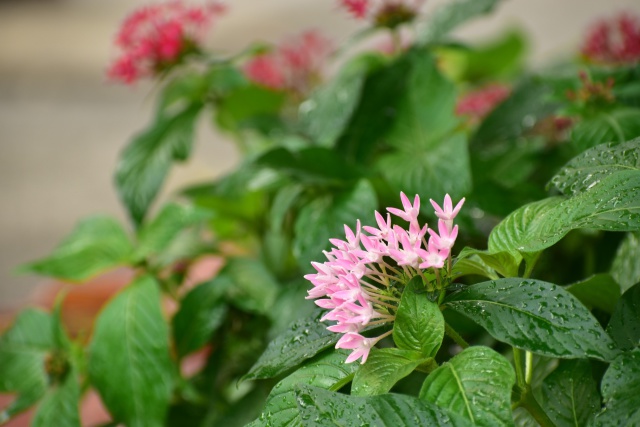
xmin=108 ymin=1 xmax=226 ymax=84
xmin=455 ymin=84 xmax=510 ymax=121
xmin=243 ymin=30 xmax=333 ymax=93
xmin=582 ymin=13 xmax=640 ymax=64
xmin=341 ymin=0 xmax=370 ymax=19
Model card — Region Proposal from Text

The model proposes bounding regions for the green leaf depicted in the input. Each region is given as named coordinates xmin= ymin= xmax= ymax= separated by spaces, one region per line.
xmin=255 ymin=350 xmax=358 ymax=426
xmin=243 ymin=309 xmax=338 ymax=381
xmin=300 ymin=53 xmax=385 ymax=147
xmin=32 ymin=369 xmax=81 ymax=427
xmin=21 ymin=216 xmax=133 ymax=282
xmin=458 ymin=247 xmax=520 ymax=278
xmin=420 ymin=0 xmax=502 ymax=44
xmin=444 ymin=278 xmax=618 ymax=361
xmin=611 ymin=231 xmax=640 ymax=293
xmin=133 ymin=203 xmax=211 ymax=262
xmin=592 ymin=349 xmax=640 ymax=426
xmin=295 ymin=384 xmax=467 ymax=426
xmin=607 ymin=282 xmax=640 ymax=351
xmin=566 ymin=274 xmax=621 ymax=314
xmin=452 ymin=255 xmax=499 ymax=280
xmin=89 ymin=275 xmax=174 ymax=427
xmin=293 ymin=179 xmax=377 ymax=270
xmin=351 ymin=348 xmax=428 ymax=396
xmin=270 ymin=184 xmax=304 ymax=231
xmin=419 ymin=346 xmax=515 ymax=427
xmin=539 ymin=360 xmax=600 ymax=427
xmin=393 ymin=277 xmax=444 ymax=357
xmin=458 ymin=30 xmax=527 ymax=81
xmin=215 ymin=84 xmax=285 ymax=132
xmin=571 ymin=108 xmax=640 ymax=153
xmin=550 ymin=138 xmax=640 ymax=196
xmin=0 ymin=310 xmax=52 ymax=421
xmin=223 ymin=257 xmax=280 ymax=315
xmin=172 ymin=278 xmax=228 ymax=358
xmin=115 ymin=102 xmax=202 ymax=226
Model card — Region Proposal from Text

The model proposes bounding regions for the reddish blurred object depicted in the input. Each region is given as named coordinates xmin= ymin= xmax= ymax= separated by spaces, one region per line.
xmin=582 ymin=12 xmax=640 ymax=64
xmin=456 ymin=84 xmax=511 ymax=121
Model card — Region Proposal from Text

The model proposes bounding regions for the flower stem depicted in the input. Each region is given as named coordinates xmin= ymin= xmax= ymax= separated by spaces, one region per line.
xmin=513 ymin=347 xmax=526 ymax=390
xmin=444 ymin=323 xmax=469 ymax=349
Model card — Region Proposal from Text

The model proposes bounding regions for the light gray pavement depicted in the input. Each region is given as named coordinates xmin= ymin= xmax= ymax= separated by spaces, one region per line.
xmin=1 ymin=0 xmax=638 ymax=308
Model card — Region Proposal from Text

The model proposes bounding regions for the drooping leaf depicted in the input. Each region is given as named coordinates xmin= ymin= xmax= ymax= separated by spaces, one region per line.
xmin=254 ymin=350 xmax=358 ymax=426
xmin=21 ymin=216 xmax=133 ymax=282
xmin=458 ymin=247 xmax=520 ymax=278
xmin=444 ymin=278 xmax=618 ymax=361
xmin=420 ymin=0 xmax=503 ymax=44
xmin=566 ymin=274 xmax=621 ymax=314
xmin=571 ymin=108 xmax=640 ymax=153
xmin=393 ymin=277 xmax=444 ymax=357
xmin=351 ymin=348 xmax=428 ymax=396
xmin=592 ymin=349 xmax=640 ymax=426
xmin=31 ymin=369 xmax=81 ymax=427
xmin=419 ymin=346 xmax=515 ymax=427
xmin=539 ymin=360 xmax=600 ymax=427
xmin=0 ymin=310 xmax=53 ymax=421
xmin=295 ymin=384 xmax=467 ymax=426
xmin=452 ymin=255 xmax=499 ymax=280
xmin=89 ymin=275 xmax=174 ymax=427
xmin=550 ymin=138 xmax=640 ymax=196
xmin=243 ymin=309 xmax=338 ymax=381
xmin=610 ymin=231 xmax=640 ymax=293
xmin=223 ymin=257 xmax=280 ymax=315
xmin=293 ymin=179 xmax=377 ymax=270
xmin=133 ymin=203 xmax=211 ymax=262
xmin=607 ymin=282 xmax=640 ymax=351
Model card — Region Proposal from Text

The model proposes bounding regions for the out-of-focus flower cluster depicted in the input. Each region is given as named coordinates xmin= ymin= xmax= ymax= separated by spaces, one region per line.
xmin=305 ymin=193 xmax=464 ymax=364
xmin=566 ymin=70 xmax=615 ymax=105
xmin=243 ymin=31 xmax=333 ymax=94
xmin=582 ymin=12 xmax=640 ymax=64
xmin=339 ymin=0 xmax=424 ymax=29
xmin=108 ymin=1 xmax=225 ymax=84
xmin=455 ymin=84 xmax=511 ymax=121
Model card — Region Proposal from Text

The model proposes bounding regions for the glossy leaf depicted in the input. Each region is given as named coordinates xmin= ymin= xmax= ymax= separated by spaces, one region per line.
xmin=550 ymin=138 xmax=640 ymax=196
xmin=243 ymin=309 xmax=338 ymax=381
xmin=21 ymin=216 xmax=133 ymax=282
xmin=592 ymin=349 xmax=640 ymax=426
xmin=444 ymin=278 xmax=618 ymax=361
xmin=421 ymin=0 xmax=502 ymax=44
xmin=607 ymin=282 xmax=640 ymax=351
xmin=293 ymin=179 xmax=377 ymax=270
xmin=254 ymin=350 xmax=358 ymax=426
xmin=571 ymin=108 xmax=640 ymax=153
xmin=452 ymin=255 xmax=499 ymax=280
xmin=352 ymin=348 xmax=427 ymax=396
xmin=419 ymin=346 xmax=515 ymax=427
xmin=295 ymin=384 xmax=467 ymax=426
xmin=566 ymin=274 xmax=621 ymax=314
xmin=458 ymin=247 xmax=520 ymax=278
xmin=611 ymin=231 xmax=640 ymax=293
xmin=89 ymin=275 xmax=174 ymax=427
xmin=393 ymin=277 xmax=444 ymax=357
xmin=32 ymin=370 xmax=81 ymax=427
xmin=539 ymin=360 xmax=600 ymax=427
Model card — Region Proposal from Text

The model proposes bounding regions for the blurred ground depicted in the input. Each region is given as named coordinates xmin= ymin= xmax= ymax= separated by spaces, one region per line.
xmin=1 ymin=0 xmax=638 ymax=308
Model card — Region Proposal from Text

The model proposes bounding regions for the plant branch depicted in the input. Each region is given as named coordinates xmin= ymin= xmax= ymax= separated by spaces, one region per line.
xmin=444 ymin=323 xmax=469 ymax=349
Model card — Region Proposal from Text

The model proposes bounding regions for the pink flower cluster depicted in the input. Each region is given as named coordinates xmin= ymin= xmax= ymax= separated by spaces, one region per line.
xmin=243 ymin=31 xmax=333 ymax=93
xmin=305 ymin=193 xmax=465 ymax=364
xmin=455 ymin=84 xmax=511 ymax=121
xmin=339 ymin=0 xmax=424 ymax=28
xmin=582 ymin=13 xmax=640 ymax=64
xmin=108 ymin=1 xmax=226 ymax=84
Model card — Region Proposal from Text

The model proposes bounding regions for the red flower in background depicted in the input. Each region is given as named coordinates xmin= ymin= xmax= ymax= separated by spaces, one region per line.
xmin=338 ymin=0 xmax=424 ymax=28
xmin=341 ymin=0 xmax=370 ymax=19
xmin=243 ymin=30 xmax=333 ymax=93
xmin=108 ymin=1 xmax=226 ymax=84
xmin=456 ymin=84 xmax=511 ymax=121
xmin=582 ymin=12 xmax=640 ymax=64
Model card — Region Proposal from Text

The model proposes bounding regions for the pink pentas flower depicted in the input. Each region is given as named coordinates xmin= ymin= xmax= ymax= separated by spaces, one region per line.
xmin=428 ymin=220 xmax=459 ymax=251
xmin=430 ymin=194 xmax=465 ymax=232
xmin=335 ymin=333 xmax=376 ymax=364
xmin=455 ymin=84 xmax=511 ymax=120
xmin=582 ymin=12 xmax=640 ymax=64
xmin=108 ymin=1 xmax=225 ymax=84
xmin=387 ymin=192 xmax=420 ymax=225
xmin=340 ymin=0 xmax=370 ymax=19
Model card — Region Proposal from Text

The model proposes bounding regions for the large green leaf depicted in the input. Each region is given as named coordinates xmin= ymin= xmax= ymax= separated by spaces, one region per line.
xmin=550 ymin=138 xmax=640 ymax=196
xmin=133 ymin=203 xmax=211 ymax=262
xmin=420 ymin=0 xmax=502 ymax=44
xmin=223 ymin=257 xmax=280 ymax=315
xmin=293 ymin=179 xmax=377 ymax=270
xmin=419 ymin=346 xmax=515 ymax=427
xmin=611 ymin=231 xmax=640 ymax=293
xmin=243 ymin=309 xmax=338 ymax=381
xmin=444 ymin=278 xmax=618 ymax=361
xmin=566 ymin=274 xmax=621 ymax=314
xmin=253 ymin=350 xmax=358 ymax=426
xmin=457 ymin=247 xmax=520 ymax=278
xmin=115 ymin=102 xmax=203 ymax=226
xmin=571 ymin=108 xmax=640 ymax=153
xmin=607 ymin=282 xmax=640 ymax=351
xmin=300 ymin=53 xmax=384 ymax=147
xmin=393 ymin=277 xmax=444 ymax=357
xmin=31 ymin=370 xmax=81 ymax=427
xmin=0 ymin=310 xmax=52 ymax=421
xmin=295 ymin=384 xmax=467 ymax=426
xmin=351 ymin=348 xmax=428 ymax=396
xmin=21 ymin=216 xmax=133 ymax=282
xmin=539 ymin=360 xmax=600 ymax=427
xmin=89 ymin=275 xmax=174 ymax=427
xmin=592 ymin=349 xmax=640 ymax=426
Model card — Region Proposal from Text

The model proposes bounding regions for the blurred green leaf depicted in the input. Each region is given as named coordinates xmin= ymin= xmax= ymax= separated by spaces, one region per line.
xmin=592 ymin=349 xmax=640 ymax=426
xmin=32 ymin=368 xmax=81 ymax=427
xmin=352 ymin=348 xmax=427 ymax=396
xmin=458 ymin=247 xmax=520 ymax=278
xmin=224 ymin=257 xmax=280 ymax=315
xmin=611 ymin=231 xmax=640 ymax=293
xmin=215 ymin=84 xmax=285 ymax=132
xmin=571 ymin=108 xmax=640 ymax=153
xmin=566 ymin=273 xmax=621 ymax=314
xmin=607 ymin=282 xmax=640 ymax=351
xmin=462 ymin=30 xmax=527 ymax=81
xmin=420 ymin=0 xmax=503 ymax=44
